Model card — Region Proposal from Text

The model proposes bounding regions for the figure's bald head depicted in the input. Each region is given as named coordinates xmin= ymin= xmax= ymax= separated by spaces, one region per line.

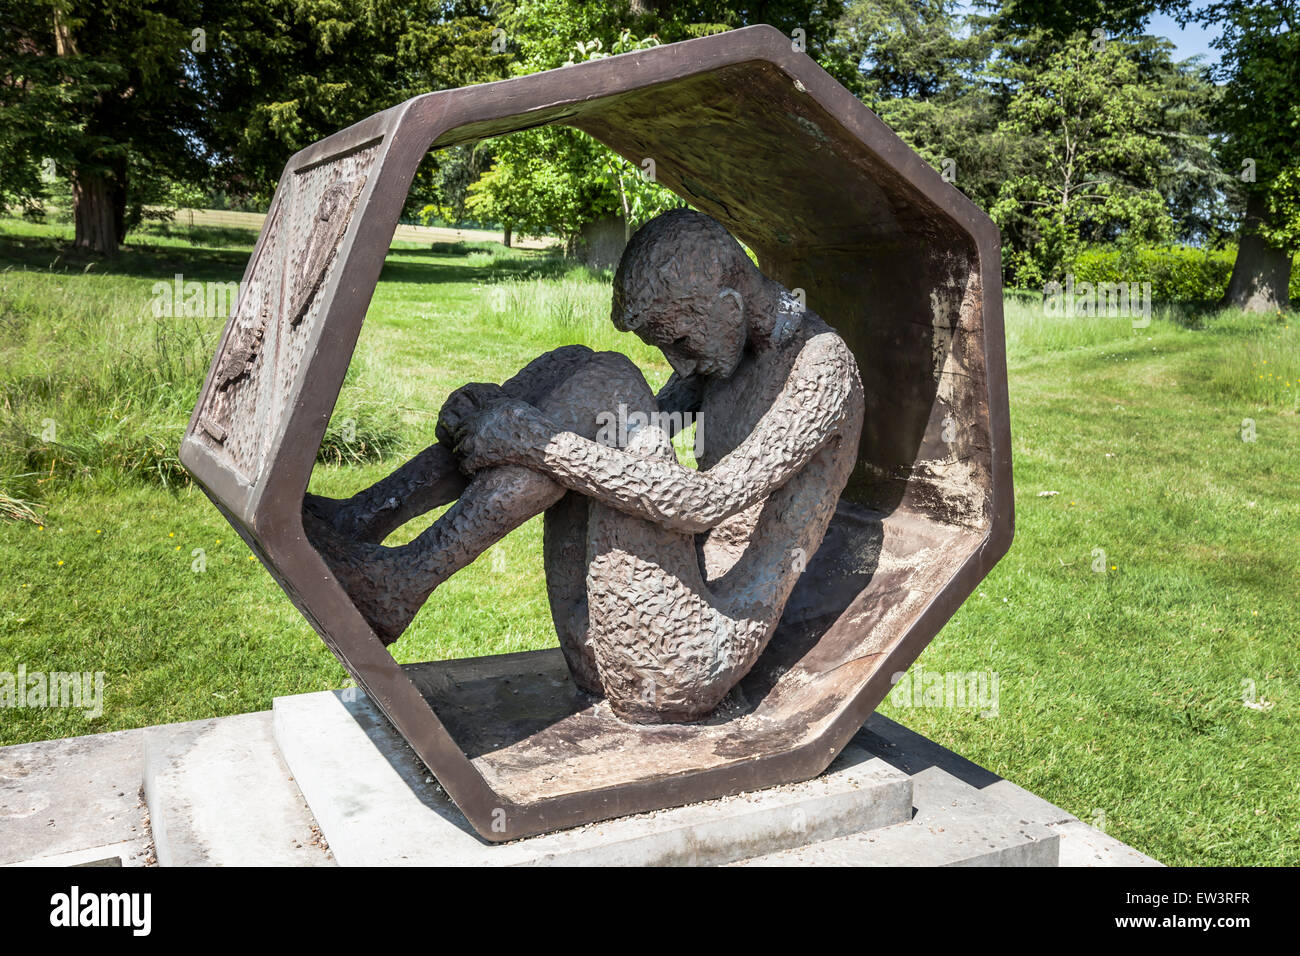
xmin=612 ymin=209 xmax=753 ymax=331
xmin=611 ymin=209 xmax=755 ymax=377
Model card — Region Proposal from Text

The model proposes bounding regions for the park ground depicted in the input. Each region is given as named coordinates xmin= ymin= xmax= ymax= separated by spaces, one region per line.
xmin=0 ymin=216 xmax=1296 ymax=866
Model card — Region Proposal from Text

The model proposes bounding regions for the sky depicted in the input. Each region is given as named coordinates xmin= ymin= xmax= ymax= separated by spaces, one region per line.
xmin=1147 ymin=7 xmax=1221 ymax=65
xmin=951 ymin=2 xmax=1224 ymax=66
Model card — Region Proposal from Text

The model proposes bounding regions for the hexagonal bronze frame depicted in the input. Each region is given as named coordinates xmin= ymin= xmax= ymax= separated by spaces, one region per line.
xmin=179 ymin=25 xmax=1013 ymax=843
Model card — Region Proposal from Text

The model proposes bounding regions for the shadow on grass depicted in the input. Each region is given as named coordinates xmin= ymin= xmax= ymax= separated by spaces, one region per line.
xmin=0 ymin=231 xmax=595 ymax=291
xmin=138 ymin=221 xmax=263 ymax=249
xmin=377 ymin=248 xmax=589 ymax=285
xmin=0 ymin=232 xmax=251 ymax=284
xmin=427 ymin=240 xmax=504 ymax=256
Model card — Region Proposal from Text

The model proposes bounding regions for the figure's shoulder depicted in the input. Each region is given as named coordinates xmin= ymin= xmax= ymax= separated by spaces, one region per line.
xmin=795 ymin=314 xmax=855 ymax=369
xmin=787 ymin=316 xmax=862 ymax=419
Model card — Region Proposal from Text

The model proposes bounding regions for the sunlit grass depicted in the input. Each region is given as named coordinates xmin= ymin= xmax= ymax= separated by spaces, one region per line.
xmin=1 ymin=215 xmax=1297 ymax=864
xmin=1203 ymin=315 xmax=1300 ymax=413
xmin=472 ymin=271 xmax=664 ymax=365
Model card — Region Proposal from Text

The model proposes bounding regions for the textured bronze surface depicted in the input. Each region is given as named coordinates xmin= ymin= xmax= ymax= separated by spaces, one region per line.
xmin=179 ymin=24 xmax=1013 ymax=842
xmin=304 ymin=208 xmax=865 ymax=724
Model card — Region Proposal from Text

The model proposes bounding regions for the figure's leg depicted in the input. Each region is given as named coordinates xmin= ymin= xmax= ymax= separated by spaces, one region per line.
xmin=554 ymin=358 xmax=774 ymax=723
xmin=530 ymin=352 xmax=671 ymax=692
xmin=584 ymin=484 xmax=771 ymax=723
xmin=304 ymin=345 xmax=595 ymax=544
xmin=543 ymin=491 xmax=598 ymax=690
xmin=304 ymin=461 xmax=569 ymax=643
xmin=303 ymin=443 xmax=466 ymax=544
xmin=304 ymin=349 xmax=652 ymax=647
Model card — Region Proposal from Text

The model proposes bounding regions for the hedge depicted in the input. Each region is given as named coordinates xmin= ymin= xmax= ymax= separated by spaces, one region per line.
xmin=1066 ymin=245 xmax=1300 ymax=302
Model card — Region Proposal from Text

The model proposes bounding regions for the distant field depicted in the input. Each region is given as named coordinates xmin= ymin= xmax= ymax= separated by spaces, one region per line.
xmin=0 ymin=215 xmax=1296 ymax=865
xmin=164 ymin=206 xmax=559 ymax=250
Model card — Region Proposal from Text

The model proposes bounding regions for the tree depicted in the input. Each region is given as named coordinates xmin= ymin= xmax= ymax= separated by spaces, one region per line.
xmin=830 ymin=3 xmax=1228 ymax=288
xmin=1 ymin=0 xmax=205 ymax=256
xmin=1137 ymin=36 xmax=1231 ymax=245
xmin=463 ymin=1 xmax=855 ymax=256
xmin=194 ymin=1 xmax=511 ymax=211
xmin=997 ymin=0 xmax=1298 ymax=308
xmin=466 ymin=128 xmax=614 ymax=246
xmin=464 ymin=24 xmax=682 ymax=254
xmin=989 ymin=33 xmax=1174 ymax=287
xmin=832 ymin=0 xmax=1010 ymax=214
xmin=418 ymin=143 xmax=491 ymax=228
xmin=1184 ymin=0 xmax=1299 ymax=310
xmin=985 ymin=0 xmax=1162 ymax=41
xmin=499 ymin=0 xmax=858 ymax=88
xmin=835 ymin=0 xmax=978 ymax=101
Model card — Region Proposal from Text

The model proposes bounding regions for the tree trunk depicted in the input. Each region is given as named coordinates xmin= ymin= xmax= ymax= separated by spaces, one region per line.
xmin=1223 ymin=193 xmax=1292 ymax=312
xmin=71 ymin=170 xmax=118 ymax=256
xmin=57 ymin=10 xmax=119 ymax=256
xmin=576 ymin=215 xmax=628 ymax=270
xmin=502 ymin=223 xmax=512 ymax=248
xmin=112 ymin=155 xmax=128 ymax=244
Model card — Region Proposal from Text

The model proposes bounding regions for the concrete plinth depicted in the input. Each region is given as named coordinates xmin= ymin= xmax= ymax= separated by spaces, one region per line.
xmin=273 ymin=688 xmax=914 ymax=867
xmin=143 ymin=712 xmax=332 ymax=866
xmin=0 ymin=728 xmax=152 ymax=867
xmin=0 ymin=657 xmax=1161 ymax=867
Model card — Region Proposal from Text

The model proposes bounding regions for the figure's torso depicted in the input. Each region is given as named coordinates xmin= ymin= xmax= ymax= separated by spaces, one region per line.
xmin=695 ymin=313 xmax=863 ymax=588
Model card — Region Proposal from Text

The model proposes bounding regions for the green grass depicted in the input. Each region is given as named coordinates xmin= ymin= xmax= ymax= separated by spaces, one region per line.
xmin=888 ymin=294 xmax=1299 ymax=865
xmin=1 ymin=216 xmax=1297 ymax=865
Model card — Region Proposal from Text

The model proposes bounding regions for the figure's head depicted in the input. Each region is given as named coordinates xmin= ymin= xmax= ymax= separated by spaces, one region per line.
xmin=612 ymin=209 xmax=754 ymax=378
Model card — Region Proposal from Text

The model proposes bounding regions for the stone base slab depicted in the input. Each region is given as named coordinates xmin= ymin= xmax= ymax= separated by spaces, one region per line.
xmin=0 ymin=680 xmax=1161 ymax=867
xmin=273 ymin=687 xmax=914 ymax=867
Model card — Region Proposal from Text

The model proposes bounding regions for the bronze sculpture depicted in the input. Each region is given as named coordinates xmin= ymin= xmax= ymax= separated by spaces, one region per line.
xmin=179 ymin=25 xmax=1013 ymax=841
xmin=303 ymin=209 xmax=864 ymax=722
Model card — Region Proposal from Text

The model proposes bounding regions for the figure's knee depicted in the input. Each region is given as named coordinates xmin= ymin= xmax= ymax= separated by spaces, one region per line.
xmin=501 ymin=344 xmax=595 ymax=405
xmin=582 ymin=351 xmax=654 ymax=402
xmin=537 ymin=350 xmax=656 ymax=439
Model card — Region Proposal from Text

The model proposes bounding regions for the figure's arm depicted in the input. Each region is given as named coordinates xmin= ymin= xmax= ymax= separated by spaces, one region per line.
xmin=456 ymin=333 xmax=859 ymax=534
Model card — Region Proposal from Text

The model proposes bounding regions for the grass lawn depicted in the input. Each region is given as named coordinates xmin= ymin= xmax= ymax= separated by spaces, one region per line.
xmin=1 ymin=216 xmax=1296 ymax=865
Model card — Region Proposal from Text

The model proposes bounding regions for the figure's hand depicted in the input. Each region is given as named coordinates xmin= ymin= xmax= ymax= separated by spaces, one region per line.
xmin=436 ymin=382 xmax=507 ymax=446
xmin=448 ymin=397 xmax=540 ymax=474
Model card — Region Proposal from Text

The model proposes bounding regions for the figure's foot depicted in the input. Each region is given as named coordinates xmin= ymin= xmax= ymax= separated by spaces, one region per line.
xmin=303 ymin=491 xmax=345 ymax=528
xmin=303 ymin=491 xmax=399 ymax=545
xmin=301 ymin=508 xmax=427 ymax=644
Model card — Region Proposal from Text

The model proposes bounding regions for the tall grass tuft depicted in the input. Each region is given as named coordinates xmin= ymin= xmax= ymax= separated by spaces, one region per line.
xmin=474 ymin=269 xmax=662 ymax=365
xmin=0 ymin=260 xmax=408 ymax=514
xmin=317 ymin=401 xmax=407 ymax=466
xmin=1201 ymin=313 xmax=1300 ymax=412
xmin=0 ymin=471 xmax=43 ymax=524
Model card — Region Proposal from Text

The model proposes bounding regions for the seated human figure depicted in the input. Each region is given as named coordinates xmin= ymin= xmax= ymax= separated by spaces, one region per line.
xmin=303 ymin=209 xmax=864 ymax=723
